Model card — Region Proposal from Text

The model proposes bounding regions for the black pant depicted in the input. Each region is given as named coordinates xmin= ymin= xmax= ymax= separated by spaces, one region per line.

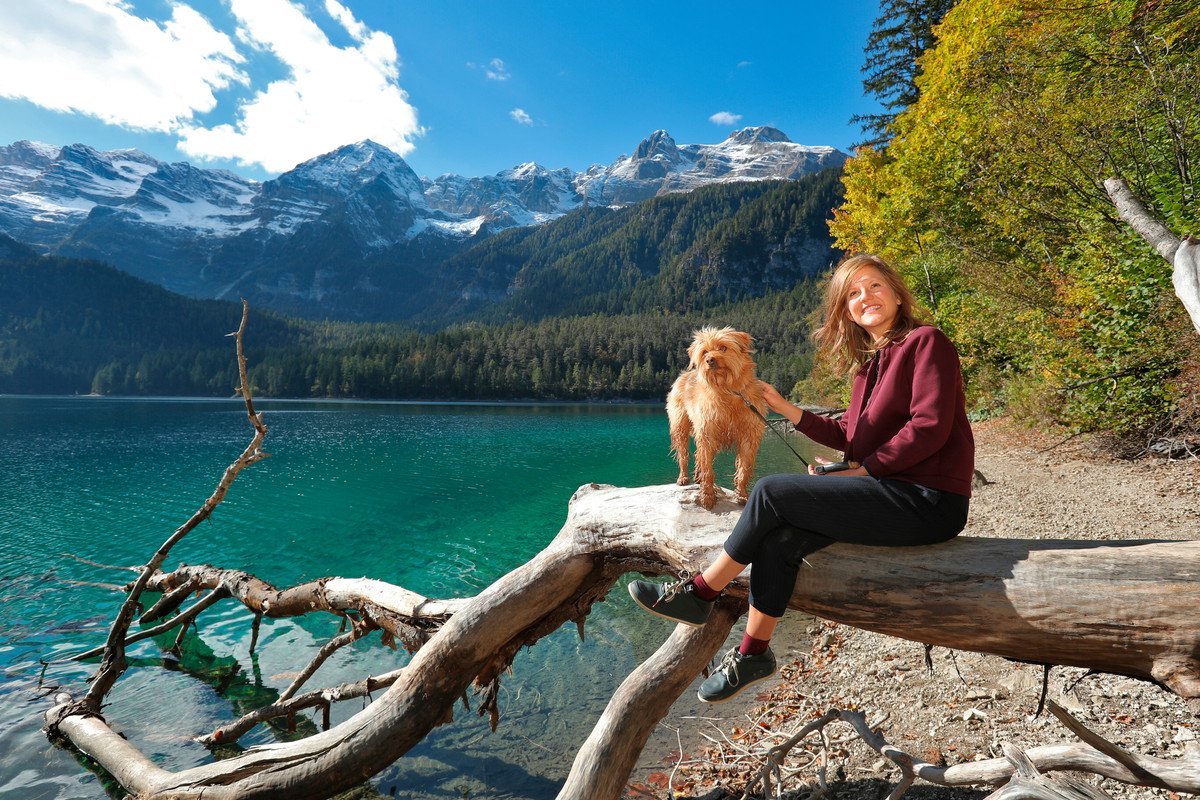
xmin=724 ymin=473 xmax=969 ymax=617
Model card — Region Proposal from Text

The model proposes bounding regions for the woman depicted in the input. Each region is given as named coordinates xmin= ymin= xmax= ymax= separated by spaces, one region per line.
xmin=629 ymin=253 xmax=975 ymax=704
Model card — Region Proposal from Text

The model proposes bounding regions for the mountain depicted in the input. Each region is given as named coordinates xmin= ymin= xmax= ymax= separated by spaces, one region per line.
xmin=0 ymin=129 xmax=847 ymax=320
xmin=421 ymin=170 xmax=845 ymax=325
xmin=573 ymin=127 xmax=844 ymax=205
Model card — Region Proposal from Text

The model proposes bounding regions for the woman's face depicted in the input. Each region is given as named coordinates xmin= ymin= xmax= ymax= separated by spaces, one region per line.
xmin=845 ymin=266 xmax=901 ymax=341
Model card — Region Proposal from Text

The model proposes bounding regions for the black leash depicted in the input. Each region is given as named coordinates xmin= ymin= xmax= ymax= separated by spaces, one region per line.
xmin=732 ymin=391 xmax=809 ymax=468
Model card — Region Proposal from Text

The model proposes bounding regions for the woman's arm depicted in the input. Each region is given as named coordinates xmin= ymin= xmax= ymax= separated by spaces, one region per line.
xmin=860 ymin=328 xmax=962 ymax=477
xmin=758 ymin=380 xmax=849 ymax=451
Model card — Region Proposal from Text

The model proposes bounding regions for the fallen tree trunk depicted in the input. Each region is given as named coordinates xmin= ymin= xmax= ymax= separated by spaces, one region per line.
xmin=46 ymin=482 xmax=1200 ymax=799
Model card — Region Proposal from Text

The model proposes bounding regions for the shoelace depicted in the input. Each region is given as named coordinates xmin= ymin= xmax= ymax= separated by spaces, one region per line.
xmin=653 ymin=570 xmax=694 ymax=607
xmin=712 ymin=647 xmax=742 ymax=686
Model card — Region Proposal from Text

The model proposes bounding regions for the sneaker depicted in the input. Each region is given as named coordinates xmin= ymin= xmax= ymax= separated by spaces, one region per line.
xmin=627 ymin=576 xmax=714 ymax=627
xmin=697 ymin=647 xmax=777 ymax=704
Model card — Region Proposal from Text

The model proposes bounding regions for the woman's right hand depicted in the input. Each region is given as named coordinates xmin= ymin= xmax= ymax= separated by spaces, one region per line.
xmin=758 ymin=380 xmax=793 ymax=416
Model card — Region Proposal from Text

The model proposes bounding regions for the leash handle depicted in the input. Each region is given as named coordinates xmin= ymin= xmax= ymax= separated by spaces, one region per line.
xmin=733 ymin=392 xmax=810 ymax=468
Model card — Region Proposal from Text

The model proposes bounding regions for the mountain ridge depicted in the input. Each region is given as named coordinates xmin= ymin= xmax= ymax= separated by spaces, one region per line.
xmin=0 ymin=129 xmax=846 ymax=321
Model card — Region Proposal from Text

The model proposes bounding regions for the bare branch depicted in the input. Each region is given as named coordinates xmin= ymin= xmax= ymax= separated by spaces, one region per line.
xmin=199 ymin=666 xmax=406 ymax=746
xmin=280 ymin=621 xmax=378 ymax=702
xmin=1103 ymin=177 xmax=1180 ymax=261
xmin=1104 ymin=177 xmax=1200 ymax=333
xmin=78 ymin=300 xmax=268 ymax=713
xmin=69 ymin=587 xmax=229 ymax=662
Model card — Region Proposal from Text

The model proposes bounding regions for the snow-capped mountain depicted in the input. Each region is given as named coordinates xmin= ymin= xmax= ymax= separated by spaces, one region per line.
xmin=0 ymin=128 xmax=846 ymax=318
xmin=573 ymin=127 xmax=844 ymax=205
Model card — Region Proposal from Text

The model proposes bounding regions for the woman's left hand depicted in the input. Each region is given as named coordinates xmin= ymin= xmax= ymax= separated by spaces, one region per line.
xmin=808 ymin=459 xmax=869 ymax=477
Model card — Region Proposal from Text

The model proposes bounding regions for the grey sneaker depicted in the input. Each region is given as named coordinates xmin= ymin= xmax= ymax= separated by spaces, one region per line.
xmin=627 ymin=575 xmax=714 ymax=627
xmin=697 ymin=647 xmax=776 ymax=704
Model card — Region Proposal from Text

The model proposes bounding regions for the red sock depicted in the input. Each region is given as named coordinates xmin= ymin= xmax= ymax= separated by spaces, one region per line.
xmin=691 ymin=573 xmax=720 ymax=600
xmin=739 ymin=634 xmax=770 ymax=656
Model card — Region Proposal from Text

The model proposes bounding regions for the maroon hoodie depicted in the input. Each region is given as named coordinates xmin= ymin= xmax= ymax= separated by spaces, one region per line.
xmin=796 ymin=325 xmax=976 ymax=497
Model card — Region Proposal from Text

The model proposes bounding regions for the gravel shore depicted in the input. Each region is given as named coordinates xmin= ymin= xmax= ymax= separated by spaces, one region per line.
xmin=629 ymin=419 xmax=1200 ymax=800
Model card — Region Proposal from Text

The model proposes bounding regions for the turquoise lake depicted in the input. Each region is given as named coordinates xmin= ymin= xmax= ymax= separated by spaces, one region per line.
xmin=0 ymin=396 xmax=824 ymax=799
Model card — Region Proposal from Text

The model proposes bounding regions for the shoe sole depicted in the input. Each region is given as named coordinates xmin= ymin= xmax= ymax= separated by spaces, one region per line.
xmin=626 ymin=583 xmax=707 ymax=628
xmin=697 ymin=668 xmax=776 ymax=704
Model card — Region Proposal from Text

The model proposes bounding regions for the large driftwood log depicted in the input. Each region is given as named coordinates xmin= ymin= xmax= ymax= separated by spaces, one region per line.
xmin=47 ymin=482 xmax=1200 ymax=799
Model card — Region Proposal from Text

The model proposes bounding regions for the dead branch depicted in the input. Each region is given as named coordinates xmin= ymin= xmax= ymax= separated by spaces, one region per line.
xmin=558 ymin=597 xmax=743 ymax=800
xmin=60 ymin=553 xmax=141 ymax=573
xmin=139 ymin=575 xmax=200 ymax=623
xmin=69 ymin=586 xmax=230 ymax=661
xmin=740 ymin=699 xmax=1200 ymax=800
xmin=200 ymin=665 xmax=406 ymax=746
xmin=986 ymin=744 xmax=1117 ymax=800
xmin=1103 ymin=177 xmax=1181 ymax=262
xmin=137 ymin=565 xmax=464 ymax=652
xmin=75 ymin=300 xmax=268 ymax=713
xmin=280 ymin=621 xmax=379 ymax=702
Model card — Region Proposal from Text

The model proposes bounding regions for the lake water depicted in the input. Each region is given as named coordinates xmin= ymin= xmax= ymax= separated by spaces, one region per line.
xmin=0 ymin=396 xmax=823 ymax=799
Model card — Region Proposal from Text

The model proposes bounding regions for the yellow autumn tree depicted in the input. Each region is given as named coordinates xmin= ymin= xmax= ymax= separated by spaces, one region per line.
xmin=833 ymin=0 xmax=1200 ymax=435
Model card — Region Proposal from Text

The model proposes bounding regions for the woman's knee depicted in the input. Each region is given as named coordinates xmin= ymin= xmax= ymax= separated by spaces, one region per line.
xmin=747 ymin=473 xmax=799 ymax=515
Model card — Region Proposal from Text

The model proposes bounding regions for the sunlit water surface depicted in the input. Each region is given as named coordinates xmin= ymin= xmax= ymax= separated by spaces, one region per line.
xmin=0 ymin=396 xmax=823 ymax=799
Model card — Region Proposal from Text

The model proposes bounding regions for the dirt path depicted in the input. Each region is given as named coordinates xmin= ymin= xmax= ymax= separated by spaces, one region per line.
xmin=629 ymin=419 xmax=1200 ymax=800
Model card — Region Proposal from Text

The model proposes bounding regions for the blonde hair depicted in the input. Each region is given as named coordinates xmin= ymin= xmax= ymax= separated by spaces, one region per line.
xmin=814 ymin=254 xmax=925 ymax=374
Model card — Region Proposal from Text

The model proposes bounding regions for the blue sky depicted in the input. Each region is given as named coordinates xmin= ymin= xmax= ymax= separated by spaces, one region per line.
xmin=0 ymin=1 xmax=883 ymax=181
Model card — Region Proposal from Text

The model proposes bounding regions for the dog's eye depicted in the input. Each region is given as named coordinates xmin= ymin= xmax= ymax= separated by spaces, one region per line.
xmin=718 ymin=345 xmax=727 ymax=352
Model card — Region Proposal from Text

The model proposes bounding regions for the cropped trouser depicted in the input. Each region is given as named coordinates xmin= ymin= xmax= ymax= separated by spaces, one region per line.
xmin=725 ymin=473 xmax=970 ymax=617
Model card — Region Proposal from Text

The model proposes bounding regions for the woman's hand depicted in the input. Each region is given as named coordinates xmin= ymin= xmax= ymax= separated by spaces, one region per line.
xmin=758 ymin=380 xmax=794 ymax=417
xmin=808 ymin=457 xmax=869 ymax=477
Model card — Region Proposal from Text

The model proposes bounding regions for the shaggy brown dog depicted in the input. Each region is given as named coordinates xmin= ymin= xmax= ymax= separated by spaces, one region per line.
xmin=667 ymin=327 xmax=766 ymax=509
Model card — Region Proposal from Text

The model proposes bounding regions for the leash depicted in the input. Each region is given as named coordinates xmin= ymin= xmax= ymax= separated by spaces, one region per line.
xmin=732 ymin=391 xmax=809 ymax=468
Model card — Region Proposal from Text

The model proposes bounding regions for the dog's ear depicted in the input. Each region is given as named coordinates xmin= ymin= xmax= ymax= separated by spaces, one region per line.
xmin=687 ymin=336 xmax=703 ymax=369
xmin=732 ymin=330 xmax=754 ymax=354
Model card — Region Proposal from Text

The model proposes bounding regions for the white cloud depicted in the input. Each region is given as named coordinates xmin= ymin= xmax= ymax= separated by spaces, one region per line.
xmin=486 ymin=58 xmax=511 ymax=81
xmin=0 ymin=0 xmax=245 ymax=131
xmin=709 ymin=111 xmax=743 ymax=126
xmin=178 ymin=0 xmax=422 ymax=172
xmin=737 ymin=60 xmax=751 ymax=68
xmin=0 ymin=0 xmax=423 ymax=174
xmin=509 ymin=108 xmax=533 ymax=126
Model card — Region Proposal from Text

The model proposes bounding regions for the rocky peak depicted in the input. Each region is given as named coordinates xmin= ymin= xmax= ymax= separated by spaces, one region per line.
xmin=282 ymin=140 xmax=423 ymax=196
xmin=633 ymin=130 xmax=681 ymax=161
xmin=726 ymin=126 xmax=793 ymax=145
xmin=0 ymin=140 xmax=61 ymax=170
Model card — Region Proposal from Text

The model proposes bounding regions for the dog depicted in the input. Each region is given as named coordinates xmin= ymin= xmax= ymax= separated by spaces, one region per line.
xmin=667 ymin=326 xmax=766 ymax=509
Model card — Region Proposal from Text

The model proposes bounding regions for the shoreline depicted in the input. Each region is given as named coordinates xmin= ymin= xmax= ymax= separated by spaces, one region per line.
xmin=630 ymin=418 xmax=1200 ymax=799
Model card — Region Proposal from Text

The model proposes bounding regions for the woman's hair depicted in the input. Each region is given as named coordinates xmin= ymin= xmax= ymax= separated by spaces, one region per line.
xmin=814 ymin=254 xmax=925 ymax=373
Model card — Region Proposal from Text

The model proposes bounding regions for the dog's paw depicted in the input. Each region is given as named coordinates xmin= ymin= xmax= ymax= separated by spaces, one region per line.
xmin=698 ymin=493 xmax=716 ymax=510
xmin=734 ymin=493 xmax=748 ymax=506
xmin=676 ymin=475 xmax=691 ymax=487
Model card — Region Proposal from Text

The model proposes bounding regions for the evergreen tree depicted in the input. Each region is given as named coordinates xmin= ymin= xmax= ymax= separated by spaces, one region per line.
xmin=853 ymin=0 xmax=957 ymax=149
